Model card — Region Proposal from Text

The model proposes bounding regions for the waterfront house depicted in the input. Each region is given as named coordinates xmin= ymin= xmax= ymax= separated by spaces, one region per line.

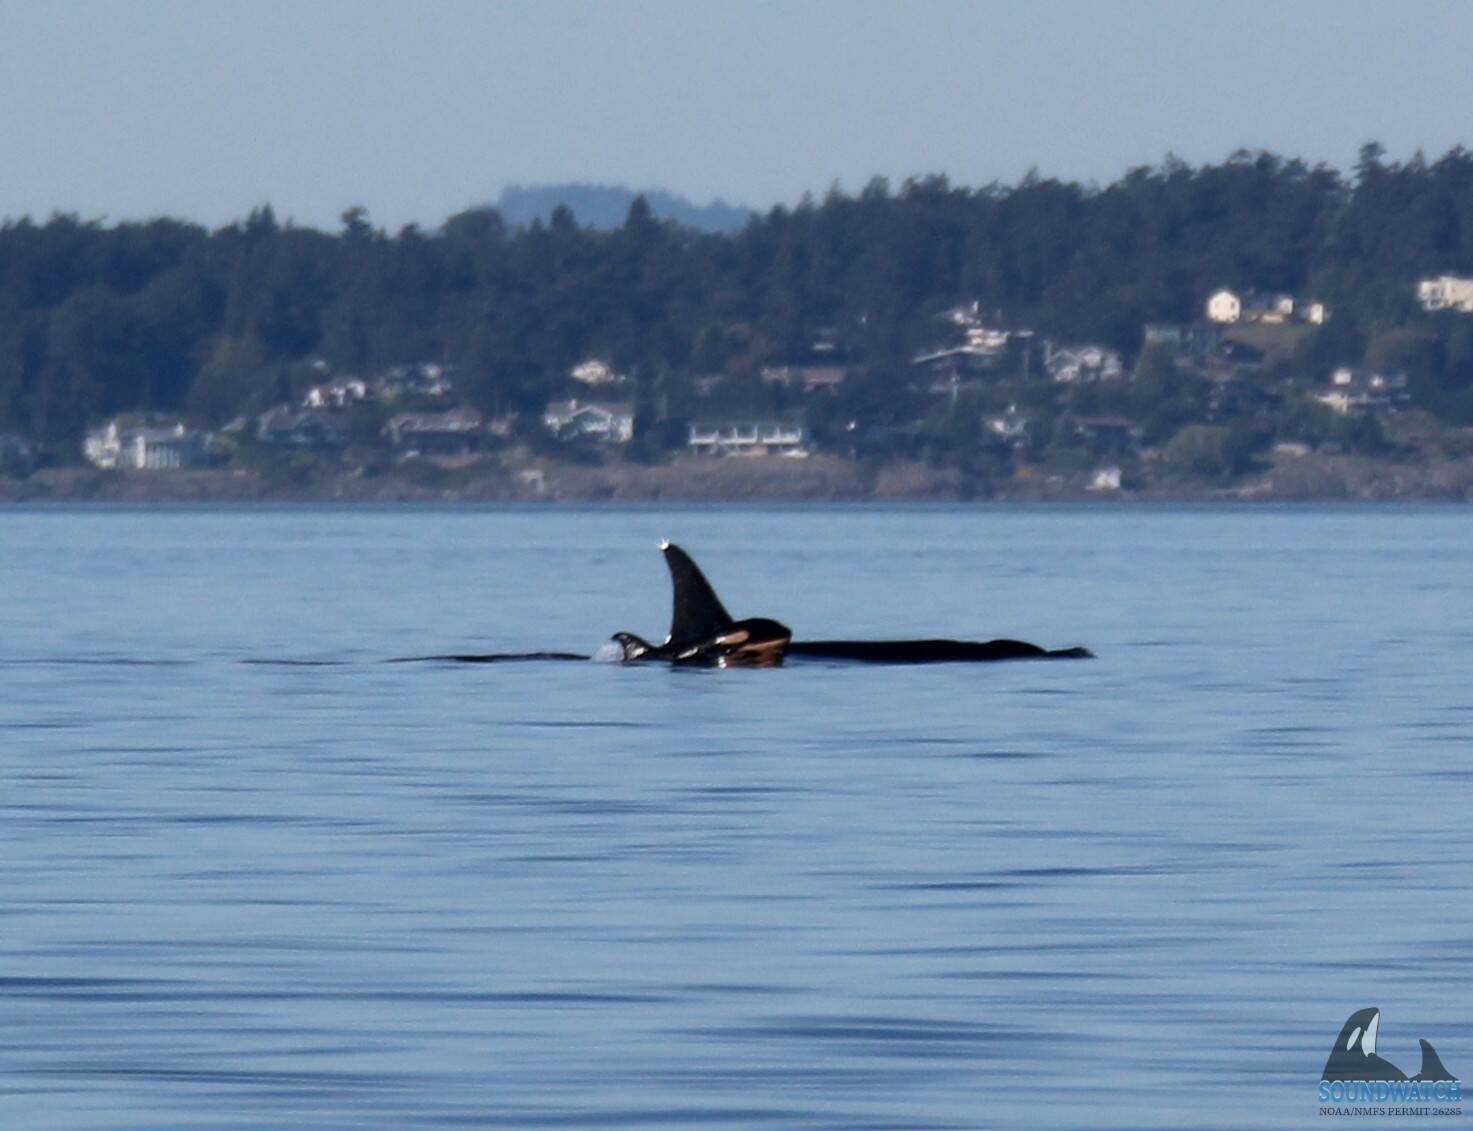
xmin=85 ymin=419 xmax=212 ymax=470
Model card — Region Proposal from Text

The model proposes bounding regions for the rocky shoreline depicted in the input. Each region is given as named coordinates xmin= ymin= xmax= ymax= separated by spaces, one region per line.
xmin=4 ymin=449 xmax=1473 ymax=504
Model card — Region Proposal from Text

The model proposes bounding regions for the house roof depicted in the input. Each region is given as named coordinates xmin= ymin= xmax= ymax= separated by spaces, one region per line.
xmin=911 ymin=345 xmax=1001 ymax=365
xmin=546 ymin=400 xmax=633 ymax=420
xmin=690 ymin=418 xmax=804 ymax=431
xmin=260 ymin=408 xmax=347 ymax=433
xmin=1074 ymin=414 xmax=1137 ymax=429
xmin=388 ymin=408 xmax=483 ymax=432
xmin=129 ymin=426 xmax=201 ymax=444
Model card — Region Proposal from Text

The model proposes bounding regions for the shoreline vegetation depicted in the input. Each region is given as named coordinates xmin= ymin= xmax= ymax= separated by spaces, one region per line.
xmin=9 ymin=148 xmax=1473 ymax=503
xmin=6 ymin=434 xmax=1473 ymax=504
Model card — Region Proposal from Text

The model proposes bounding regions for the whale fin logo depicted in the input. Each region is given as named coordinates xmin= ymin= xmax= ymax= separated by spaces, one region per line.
xmin=1322 ymin=1008 xmax=1456 ymax=1084
xmin=1415 ymin=1038 xmax=1457 ymax=1083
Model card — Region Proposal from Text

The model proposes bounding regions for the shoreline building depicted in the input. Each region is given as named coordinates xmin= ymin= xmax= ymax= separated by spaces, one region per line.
xmin=84 ymin=420 xmax=211 ymax=470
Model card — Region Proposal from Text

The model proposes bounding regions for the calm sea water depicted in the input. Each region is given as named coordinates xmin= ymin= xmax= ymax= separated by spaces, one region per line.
xmin=1 ymin=504 xmax=1469 ymax=1130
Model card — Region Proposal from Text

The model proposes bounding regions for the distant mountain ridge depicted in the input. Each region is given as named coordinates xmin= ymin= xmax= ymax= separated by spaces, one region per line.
xmin=494 ymin=183 xmax=755 ymax=233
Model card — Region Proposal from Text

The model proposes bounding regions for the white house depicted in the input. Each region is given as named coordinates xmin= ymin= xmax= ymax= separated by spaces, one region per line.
xmin=1416 ymin=275 xmax=1473 ymax=313
xmin=1314 ymin=367 xmax=1409 ymax=414
xmin=1044 ymin=343 xmax=1124 ymax=383
xmin=984 ymin=407 xmax=1031 ymax=444
xmin=1206 ymin=289 xmax=1243 ymax=323
xmin=84 ymin=420 xmax=211 ymax=470
xmin=1245 ymin=293 xmax=1297 ymax=323
xmin=543 ymin=399 xmax=635 ymax=444
xmin=688 ymin=420 xmax=807 ymax=456
xmin=379 ymin=363 xmax=454 ymax=400
xmin=304 ymin=378 xmax=369 ymax=408
xmin=942 ymin=301 xmax=985 ymax=328
xmin=569 ymin=359 xmax=625 ymax=386
xmin=1206 ymin=289 xmax=1328 ymax=325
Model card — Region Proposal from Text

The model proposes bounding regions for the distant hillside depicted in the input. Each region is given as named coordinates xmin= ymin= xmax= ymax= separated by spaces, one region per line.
xmin=494 ymin=183 xmax=755 ymax=233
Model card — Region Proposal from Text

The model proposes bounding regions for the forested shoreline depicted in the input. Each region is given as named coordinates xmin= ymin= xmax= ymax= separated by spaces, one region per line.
xmin=6 ymin=145 xmax=1473 ymax=488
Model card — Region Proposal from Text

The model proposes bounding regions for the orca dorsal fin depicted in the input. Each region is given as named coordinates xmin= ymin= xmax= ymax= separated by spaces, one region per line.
xmin=1414 ymin=1039 xmax=1455 ymax=1082
xmin=661 ymin=541 xmax=734 ymax=647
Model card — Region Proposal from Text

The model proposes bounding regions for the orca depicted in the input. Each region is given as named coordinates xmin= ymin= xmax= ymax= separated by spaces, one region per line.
xmin=385 ymin=541 xmax=1091 ymax=667
xmin=1321 ymin=1008 xmax=1457 ymax=1083
xmin=607 ymin=542 xmax=794 ymax=666
xmin=609 ymin=541 xmax=1092 ymax=667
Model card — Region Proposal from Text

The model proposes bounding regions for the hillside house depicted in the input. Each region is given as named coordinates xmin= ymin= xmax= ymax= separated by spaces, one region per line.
xmin=569 ymin=359 xmax=625 ymax=386
xmin=1143 ymin=322 xmax=1222 ymax=364
xmin=761 ymin=365 xmax=848 ymax=393
xmin=1206 ymin=289 xmax=1327 ymax=325
xmin=911 ymin=343 xmax=1002 ymax=378
xmin=304 ymin=378 xmax=369 ymax=408
xmin=1416 ymin=275 xmax=1473 ymax=313
xmin=688 ymin=420 xmax=807 ymax=456
xmin=1314 ymin=367 xmax=1409 ymax=415
xmin=912 ymin=326 xmax=1031 ymax=384
xmin=984 ymin=407 xmax=1032 ymax=446
xmin=1045 ymin=343 xmax=1124 ymax=383
xmin=258 ymin=408 xmax=349 ymax=449
xmin=1072 ymin=415 xmax=1142 ymax=453
xmin=1206 ymin=289 xmax=1243 ymax=324
xmin=385 ymin=408 xmax=484 ymax=454
xmin=942 ymin=301 xmax=987 ymax=328
xmin=543 ymin=399 xmax=635 ymax=444
xmin=380 ymin=363 xmax=454 ymax=400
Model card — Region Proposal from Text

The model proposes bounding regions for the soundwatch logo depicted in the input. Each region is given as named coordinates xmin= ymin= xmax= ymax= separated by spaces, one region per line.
xmin=1319 ymin=1008 xmax=1461 ymax=1117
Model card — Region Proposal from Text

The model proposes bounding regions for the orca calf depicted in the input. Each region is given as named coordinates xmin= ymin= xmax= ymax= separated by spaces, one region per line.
xmin=609 ymin=541 xmax=1092 ymax=667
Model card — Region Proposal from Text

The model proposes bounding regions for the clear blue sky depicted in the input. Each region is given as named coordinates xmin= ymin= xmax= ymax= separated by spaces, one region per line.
xmin=1 ymin=0 xmax=1468 ymax=231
